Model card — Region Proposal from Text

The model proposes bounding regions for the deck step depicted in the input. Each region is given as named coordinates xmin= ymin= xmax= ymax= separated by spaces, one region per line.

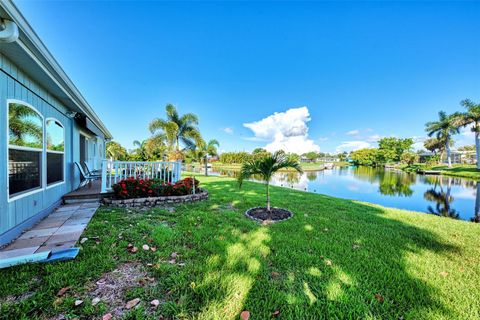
xmin=63 ymin=197 xmax=101 ymax=204
xmin=62 ymin=192 xmax=113 ymax=204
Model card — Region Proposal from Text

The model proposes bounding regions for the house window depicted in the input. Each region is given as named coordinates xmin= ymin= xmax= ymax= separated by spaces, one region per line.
xmin=8 ymin=102 xmax=43 ymax=197
xmin=46 ymin=119 xmax=65 ymax=185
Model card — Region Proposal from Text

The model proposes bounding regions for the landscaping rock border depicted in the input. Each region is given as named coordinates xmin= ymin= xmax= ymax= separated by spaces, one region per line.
xmin=103 ymin=189 xmax=208 ymax=208
xmin=245 ymin=206 xmax=294 ymax=223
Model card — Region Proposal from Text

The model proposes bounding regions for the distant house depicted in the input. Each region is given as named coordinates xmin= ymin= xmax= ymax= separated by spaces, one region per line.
xmin=0 ymin=2 xmax=112 ymax=246
xmin=418 ymin=150 xmax=476 ymax=165
xmin=300 ymin=156 xmax=340 ymax=163
xmin=300 ymin=156 xmax=316 ymax=163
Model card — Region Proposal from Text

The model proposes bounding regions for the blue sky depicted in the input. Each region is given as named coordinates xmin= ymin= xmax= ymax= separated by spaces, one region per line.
xmin=16 ymin=1 xmax=480 ymax=153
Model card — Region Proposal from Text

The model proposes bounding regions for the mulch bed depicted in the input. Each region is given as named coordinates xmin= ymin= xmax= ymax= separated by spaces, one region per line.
xmin=245 ymin=207 xmax=293 ymax=223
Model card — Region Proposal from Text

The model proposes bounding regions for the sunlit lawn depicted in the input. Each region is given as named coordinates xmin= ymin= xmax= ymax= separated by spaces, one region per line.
xmin=1 ymin=176 xmax=479 ymax=319
xmin=404 ymin=163 xmax=480 ymax=180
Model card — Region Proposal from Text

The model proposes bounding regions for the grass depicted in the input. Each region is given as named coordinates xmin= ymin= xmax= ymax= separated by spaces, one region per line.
xmin=1 ymin=175 xmax=479 ymax=319
xmin=211 ymin=161 xmax=350 ymax=172
xmin=401 ymin=163 xmax=480 ymax=180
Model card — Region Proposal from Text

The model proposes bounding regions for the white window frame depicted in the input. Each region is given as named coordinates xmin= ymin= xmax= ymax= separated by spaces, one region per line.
xmin=45 ymin=117 xmax=66 ymax=189
xmin=6 ymin=99 xmax=45 ymax=202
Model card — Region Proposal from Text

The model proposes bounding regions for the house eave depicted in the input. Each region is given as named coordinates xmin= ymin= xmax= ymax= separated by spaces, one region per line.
xmin=0 ymin=0 xmax=112 ymax=140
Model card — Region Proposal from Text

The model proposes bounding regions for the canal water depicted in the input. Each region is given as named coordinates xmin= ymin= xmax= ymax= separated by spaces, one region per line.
xmin=188 ymin=164 xmax=480 ymax=222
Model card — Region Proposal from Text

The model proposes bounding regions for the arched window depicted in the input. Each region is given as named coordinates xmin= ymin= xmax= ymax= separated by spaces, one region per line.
xmin=46 ymin=119 xmax=65 ymax=185
xmin=8 ymin=101 xmax=43 ymax=198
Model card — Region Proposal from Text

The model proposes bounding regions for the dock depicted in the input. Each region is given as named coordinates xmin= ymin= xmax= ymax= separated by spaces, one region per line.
xmin=416 ymin=169 xmax=442 ymax=175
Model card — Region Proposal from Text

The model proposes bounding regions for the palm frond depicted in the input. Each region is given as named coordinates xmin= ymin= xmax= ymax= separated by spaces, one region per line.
xmin=237 ymin=151 xmax=303 ymax=188
xmin=181 ymin=113 xmax=199 ymax=125
xmin=180 ymin=137 xmax=197 ymax=151
xmin=149 ymin=118 xmax=169 ymax=134
xmin=165 ymin=104 xmax=179 ymax=122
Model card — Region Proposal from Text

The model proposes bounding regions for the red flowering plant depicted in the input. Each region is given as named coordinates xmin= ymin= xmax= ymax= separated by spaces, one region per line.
xmin=172 ymin=177 xmax=199 ymax=195
xmin=112 ymin=177 xmax=200 ymax=199
xmin=112 ymin=177 xmax=155 ymax=199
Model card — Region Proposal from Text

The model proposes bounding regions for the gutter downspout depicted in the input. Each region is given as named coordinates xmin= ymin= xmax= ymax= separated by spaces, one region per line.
xmin=0 ymin=18 xmax=19 ymax=43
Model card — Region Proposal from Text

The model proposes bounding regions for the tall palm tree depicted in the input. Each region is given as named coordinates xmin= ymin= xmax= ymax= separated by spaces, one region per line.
xmin=149 ymin=104 xmax=201 ymax=160
xmin=425 ymin=111 xmax=459 ymax=168
xmin=238 ymin=151 xmax=303 ymax=211
xmin=195 ymin=139 xmax=219 ymax=176
xmin=452 ymin=99 xmax=480 ymax=169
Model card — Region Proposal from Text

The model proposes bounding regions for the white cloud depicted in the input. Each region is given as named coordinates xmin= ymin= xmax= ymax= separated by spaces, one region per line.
xmin=366 ymin=134 xmax=382 ymax=142
xmin=318 ymin=137 xmax=329 ymax=142
xmin=243 ymin=106 xmax=320 ymax=154
xmin=335 ymin=141 xmax=371 ymax=153
xmin=346 ymin=129 xmax=360 ymax=136
xmin=242 ymin=136 xmax=269 ymax=142
xmin=221 ymin=127 xmax=234 ymax=135
xmin=412 ymin=137 xmax=427 ymax=151
xmin=460 ymin=124 xmax=475 ymax=137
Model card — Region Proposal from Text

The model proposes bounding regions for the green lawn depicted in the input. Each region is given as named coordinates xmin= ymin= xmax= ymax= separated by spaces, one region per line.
xmin=1 ymin=176 xmax=479 ymax=319
xmin=402 ymin=163 xmax=480 ymax=180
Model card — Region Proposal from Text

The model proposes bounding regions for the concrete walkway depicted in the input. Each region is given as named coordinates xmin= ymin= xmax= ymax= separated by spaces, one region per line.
xmin=0 ymin=203 xmax=99 ymax=260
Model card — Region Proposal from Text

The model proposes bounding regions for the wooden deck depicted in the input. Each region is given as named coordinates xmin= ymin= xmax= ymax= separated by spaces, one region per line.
xmin=63 ymin=180 xmax=113 ymax=203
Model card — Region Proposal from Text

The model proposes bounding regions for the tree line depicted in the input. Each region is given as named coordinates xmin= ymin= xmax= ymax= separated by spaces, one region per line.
xmin=106 ymin=104 xmax=219 ymax=166
xmin=424 ymin=99 xmax=480 ymax=168
xmin=350 ymin=99 xmax=480 ymax=168
xmin=350 ymin=137 xmax=417 ymax=166
xmin=219 ymin=149 xmax=347 ymax=164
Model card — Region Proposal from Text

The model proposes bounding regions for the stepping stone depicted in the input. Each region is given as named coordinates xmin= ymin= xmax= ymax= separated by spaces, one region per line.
xmin=56 ymin=205 xmax=81 ymax=212
xmin=18 ymin=227 xmax=58 ymax=240
xmin=35 ymin=218 xmax=68 ymax=230
xmin=47 ymin=231 xmax=84 ymax=245
xmin=36 ymin=240 xmax=77 ymax=253
xmin=56 ymin=225 xmax=86 ymax=235
xmin=63 ymin=218 xmax=91 ymax=226
xmin=0 ymin=246 xmax=40 ymax=259
xmin=3 ymin=236 xmax=50 ymax=250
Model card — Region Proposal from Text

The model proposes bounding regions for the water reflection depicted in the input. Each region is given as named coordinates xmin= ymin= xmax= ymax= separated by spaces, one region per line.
xmin=187 ymin=164 xmax=479 ymax=222
xmin=424 ymin=179 xmax=459 ymax=220
xmin=473 ymin=183 xmax=480 ymax=223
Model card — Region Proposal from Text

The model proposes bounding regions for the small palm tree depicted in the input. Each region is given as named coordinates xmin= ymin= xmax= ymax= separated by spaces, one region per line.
xmin=132 ymin=140 xmax=147 ymax=160
xmin=145 ymin=134 xmax=168 ymax=160
xmin=106 ymin=141 xmax=127 ymax=160
xmin=425 ymin=111 xmax=459 ymax=168
xmin=149 ymin=104 xmax=201 ymax=159
xmin=238 ymin=151 xmax=303 ymax=211
xmin=452 ymin=99 xmax=480 ymax=169
xmin=195 ymin=139 xmax=220 ymax=175
xmin=423 ymin=137 xmax=451 ymax=164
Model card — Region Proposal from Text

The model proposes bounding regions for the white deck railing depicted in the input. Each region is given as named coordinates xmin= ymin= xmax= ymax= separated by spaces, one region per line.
xmin=101 ymin=160 xmax=182 ymax=193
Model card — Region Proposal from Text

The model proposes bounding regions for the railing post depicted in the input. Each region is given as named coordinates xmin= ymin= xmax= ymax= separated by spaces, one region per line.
xmin=176 ymin=160 xmax=182 ymax=182
xmin=101 ymin=159 xmax=107 ymax=193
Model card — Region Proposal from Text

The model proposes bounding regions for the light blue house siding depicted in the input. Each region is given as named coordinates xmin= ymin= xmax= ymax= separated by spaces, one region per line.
xmin=0 ymin=53 xmax=105 ymax=245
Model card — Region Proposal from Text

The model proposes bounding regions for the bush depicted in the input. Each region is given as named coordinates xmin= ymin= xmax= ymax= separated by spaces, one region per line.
xmin=401 ymin=152 xmax=419 ymax=165
xmin=112 ymin=177 xmax=200 ymax=199
xmin=425 ymin=155 xmax=440 ymax=166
